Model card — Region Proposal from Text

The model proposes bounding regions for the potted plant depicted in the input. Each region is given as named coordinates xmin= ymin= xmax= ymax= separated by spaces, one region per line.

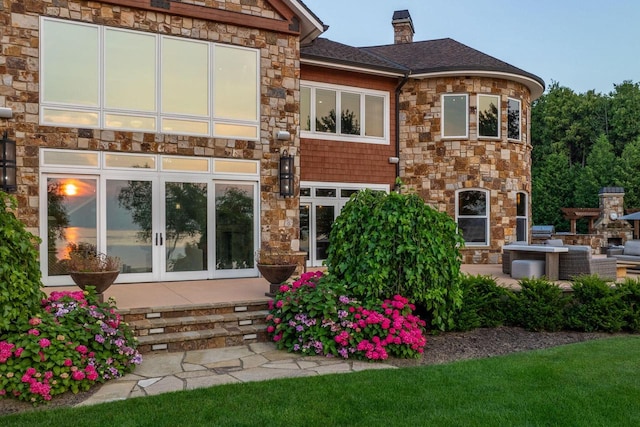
xmin=65 ymin=242 xmax=121 ymax=302
xmin=256 ymin=248 xmax=298 ymax=296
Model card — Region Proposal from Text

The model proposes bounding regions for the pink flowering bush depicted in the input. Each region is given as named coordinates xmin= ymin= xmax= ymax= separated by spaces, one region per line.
xmin=0 ymin=288 xmax=142 ymax=404
xmin=266 ymin=271 xmax=427 ymax=360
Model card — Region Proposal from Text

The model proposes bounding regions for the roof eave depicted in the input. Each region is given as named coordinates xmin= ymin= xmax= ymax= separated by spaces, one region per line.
xmin=282 ymin=0 xmax=326 ymax=44
xmin=410 ymin=69 xmax=545 ymax=100
xmin=301 ymin=57 xmax=407 ymax=78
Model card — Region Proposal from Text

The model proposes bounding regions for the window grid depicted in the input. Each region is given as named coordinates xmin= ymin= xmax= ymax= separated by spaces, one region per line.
xmin=40 ymin=18 xmax=259 ymax=140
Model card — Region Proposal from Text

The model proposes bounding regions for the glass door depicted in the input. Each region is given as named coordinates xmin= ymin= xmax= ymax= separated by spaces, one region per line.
xmin=105 ymin=176 xmax=158 ymax=283
xmin=44 ymin=176 xmax=99 ymax=285
xmin=214 ymin=182 xmax=258 ymax=278
xmin=161 ymin=179 xmax=209 ymax=280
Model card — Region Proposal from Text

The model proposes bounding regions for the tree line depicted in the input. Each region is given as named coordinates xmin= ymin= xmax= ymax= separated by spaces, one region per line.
xmin=531 ymin=80 xmax=640 ymax=231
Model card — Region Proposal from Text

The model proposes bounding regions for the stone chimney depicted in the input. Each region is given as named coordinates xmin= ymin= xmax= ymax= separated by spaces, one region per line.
xmin=594 ymin=187 xmax=632 ymax=246
xmin=392 ymin=10 xmax=414 ymax=44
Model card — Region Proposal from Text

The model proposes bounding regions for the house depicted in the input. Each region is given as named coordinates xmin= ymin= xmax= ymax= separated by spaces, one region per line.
xmin=0 ymin=1 xmax=543 ymax=287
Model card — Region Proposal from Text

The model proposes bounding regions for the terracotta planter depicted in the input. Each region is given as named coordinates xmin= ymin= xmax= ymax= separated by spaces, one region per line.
xmin=69 ymin=270 xmax=119 ymax=302
xmin=257 ymin=264 xmax=297 ymax=296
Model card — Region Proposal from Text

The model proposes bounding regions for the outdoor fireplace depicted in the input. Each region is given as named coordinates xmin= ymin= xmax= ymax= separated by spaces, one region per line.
xmin=594 ymin=187 xmax=632 ymax=252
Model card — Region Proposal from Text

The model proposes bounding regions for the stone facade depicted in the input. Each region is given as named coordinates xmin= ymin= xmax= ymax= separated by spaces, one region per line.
xmin=398 ymin=77 xmax=533 ymax=264
xmin=0 ymin=0 xmax=301 ymax=253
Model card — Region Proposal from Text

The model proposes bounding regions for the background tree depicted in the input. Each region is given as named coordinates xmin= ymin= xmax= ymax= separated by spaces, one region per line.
xmin=573 ymin=134 xmax=617 ymax=208
xmin=615 ymin=137 xmax=640 ymax=209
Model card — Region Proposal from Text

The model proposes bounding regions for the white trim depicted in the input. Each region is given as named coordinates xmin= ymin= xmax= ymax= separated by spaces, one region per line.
xmin=300 ymin=80 xmax=390 ymax=145
xmin=455 ymin=188 xmax=490 ymax=247
xmin=39 ymin=17 xmax=260 ymax=140
xmin=442 ymin=94 xmax=469 ymax=139
xmin=507 ymin=97 xmax=522 ymax=142
xmin=477 ymin=94 xmax=501 ymax=139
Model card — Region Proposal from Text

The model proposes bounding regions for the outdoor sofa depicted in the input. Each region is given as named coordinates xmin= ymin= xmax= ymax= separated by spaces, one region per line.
xmin=607 ymin=240 xmax=640 ymax=264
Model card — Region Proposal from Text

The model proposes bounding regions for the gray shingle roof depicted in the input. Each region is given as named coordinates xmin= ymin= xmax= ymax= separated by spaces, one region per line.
xmin=301 ymin=37 xmax=544 ymax=90
xmin=301 ymin=38 xmax=408 ymax=74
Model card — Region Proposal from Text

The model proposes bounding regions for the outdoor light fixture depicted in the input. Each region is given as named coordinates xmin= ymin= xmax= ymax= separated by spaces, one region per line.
xmin=1 ymin=131 xmax=17 ymax=192
xmin=279 ymin=150 xmax=294 ymax=197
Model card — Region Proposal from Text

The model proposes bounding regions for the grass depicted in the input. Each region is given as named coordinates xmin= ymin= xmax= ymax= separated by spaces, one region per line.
xmin=2 ymin=336 xmax=640 ymax=426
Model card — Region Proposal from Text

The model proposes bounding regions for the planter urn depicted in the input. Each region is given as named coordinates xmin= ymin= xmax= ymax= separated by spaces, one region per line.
xmin=257 ymin=264 xmax=297 ymax=296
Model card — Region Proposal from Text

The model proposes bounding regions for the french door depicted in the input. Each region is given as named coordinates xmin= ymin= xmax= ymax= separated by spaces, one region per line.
xmin=43 ymin=173 xmax=258 ymax=285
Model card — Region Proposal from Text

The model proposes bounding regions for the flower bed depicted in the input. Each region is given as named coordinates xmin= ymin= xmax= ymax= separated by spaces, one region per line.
xmin=0 ymin=289 xmax=141 ymax=404
xmin=267 ymin=271 xmax=427 ymax=360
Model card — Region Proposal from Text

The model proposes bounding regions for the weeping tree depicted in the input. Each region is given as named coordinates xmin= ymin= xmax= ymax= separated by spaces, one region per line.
xmin=326 ymin=189 xmax=464 ymax=331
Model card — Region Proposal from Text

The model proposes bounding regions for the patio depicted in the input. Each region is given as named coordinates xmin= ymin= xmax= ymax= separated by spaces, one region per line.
xmin=42 ymin=263 xmax=608 ymax=310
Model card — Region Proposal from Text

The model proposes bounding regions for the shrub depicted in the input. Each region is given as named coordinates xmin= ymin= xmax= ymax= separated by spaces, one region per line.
xmin=267 ymin=271 xmax=427 ymax=360
xmin=0 ymin=288 xmax=142 ymax=404
xmin=326 ymin=189 xmax=464 ymax=331
xmin=507 ymin=278 xmax=569 ymax=332
xmin=617 ymin=278 xmax=640 ymax=332
xmin=453 ymin=275 xmax=512 ymax=331
xmin=0 ymin=192 xmax=46 ymax=332
xmin=566 ymin=275 xmax=626 ymax=332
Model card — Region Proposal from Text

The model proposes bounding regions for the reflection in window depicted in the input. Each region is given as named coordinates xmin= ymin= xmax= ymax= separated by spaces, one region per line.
xmin=508 ymin=98 xmax=521 ymax=140
xmin=301 ymin=84 xmax=387 ymax=141
xmin=316 ymin=89 xmax=336 ymax=133
xmin=516 ymin=192 xmax=527 ymax=242
xmin=442 ymin=94 xmax=468 ymax=138
xmin=105 ymin=28 xmax=156 ymax=112
xmin=341 ymin=92 xmax=361 ymax=135
xmin=478 ymin=95 xmax=499 ymax=138
xmin=457 ymin=189 xmax=488 ymax=245
xmin=47 ymin=178 xmax=98 ymax=276
xmin=165 ymin=182 xmax=208 ymax=272
xmin=216 ymin=184 xmax=254 ymax=269
xmin=301 ymin=87 xmax=311 ymax=131
xmin=40 ymin=18 xmax=259 ymax=138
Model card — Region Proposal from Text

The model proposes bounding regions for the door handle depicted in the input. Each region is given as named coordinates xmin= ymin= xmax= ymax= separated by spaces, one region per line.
xmin=155 ymin=233 xmax=164 ymax=246
xmin=160 ymin=233 xmax=163 ymax=245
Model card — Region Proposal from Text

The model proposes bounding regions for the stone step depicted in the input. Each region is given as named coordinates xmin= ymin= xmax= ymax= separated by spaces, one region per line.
xmin=135 ymin=324 xmax=269 ymax=353
xmin=118 ymin=300 xmax=272 ymax=354
xmin=130 ymin=310 xmax=269 ymax=336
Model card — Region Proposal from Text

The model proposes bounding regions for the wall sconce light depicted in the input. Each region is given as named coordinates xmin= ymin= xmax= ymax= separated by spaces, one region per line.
xmin=1 ymin=131 xmax=17 ymax=192
xmin=388 ymin=156 xmax=399 ymax=164
xmin=279 ymin=150 xmax=294 ymax=197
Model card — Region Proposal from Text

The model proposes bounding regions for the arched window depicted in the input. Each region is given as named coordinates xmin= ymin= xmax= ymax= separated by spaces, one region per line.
xmin=456 ymin=189 xmax=489 ymax=246
xmin=516 ymin=192 xmax=528 ymax=242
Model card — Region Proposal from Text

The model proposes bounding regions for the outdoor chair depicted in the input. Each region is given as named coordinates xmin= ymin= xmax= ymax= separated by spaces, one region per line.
xmin=558 ymin=245 xmax=617 ymax=281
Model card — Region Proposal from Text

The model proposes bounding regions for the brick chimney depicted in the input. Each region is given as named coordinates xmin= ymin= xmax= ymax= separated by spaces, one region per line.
xmin=392 ymin=10 xmax=414 ymax=44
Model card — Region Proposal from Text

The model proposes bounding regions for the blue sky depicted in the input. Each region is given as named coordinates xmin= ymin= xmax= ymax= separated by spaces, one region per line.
xmin=302 ymin=0 xmax=639 ymax=95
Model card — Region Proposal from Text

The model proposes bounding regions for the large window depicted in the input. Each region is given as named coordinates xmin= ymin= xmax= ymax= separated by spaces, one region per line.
xmin=456 ymin=189 xmax=489 ymax=246
xmin=442 ymin=94 xmax=468 ymax=138
xmin=507 ymin=98 xmax=521 ymax=141
xmin=478 ymin=95 xmax=500 ymax=138
xmin=40 ymin=18 xmax=259 ymax=139
xmin=300 ymin=82 xmax=388 ymax=144
xmin=516 ymin=192 xmax=528 ymax=242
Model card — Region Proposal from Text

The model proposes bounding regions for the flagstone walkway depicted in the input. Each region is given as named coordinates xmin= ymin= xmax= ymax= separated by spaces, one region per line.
xmin=77 ymin=342 xmax=396 ymax=406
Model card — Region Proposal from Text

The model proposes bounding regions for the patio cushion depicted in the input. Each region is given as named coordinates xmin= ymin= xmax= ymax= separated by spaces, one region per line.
xmin=624 ymin=240 xmax=640 ymax=256
xmin=511 ymin=259 xmax=546 ymax=280
xmin=545 ymin=239 xmax=564 ymax=246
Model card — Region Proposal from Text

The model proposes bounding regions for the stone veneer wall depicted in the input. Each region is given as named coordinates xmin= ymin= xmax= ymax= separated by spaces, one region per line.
xmin=0 ymin=0 xmax=301 ymax=252
xmin=399 ymin=77 xmax=533 ymax=263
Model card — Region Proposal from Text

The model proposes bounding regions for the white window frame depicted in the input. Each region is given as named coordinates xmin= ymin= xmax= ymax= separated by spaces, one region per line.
xmin=477 ymin=94 xmax=501 ymax=139
xmin=516 ymin=191 xmax=528 ymax=243
xmin=300 ymin=81 xmax=389 ymax=145
xmin=441 ymin=94 xmax=469 ymax=139
xmin=507 ymin=97 xmax=522 ymax=141
xmin=39 ymin=17 xmax=260 ymax=140
xmin=455 ymin=188 xmax=489 ymax=247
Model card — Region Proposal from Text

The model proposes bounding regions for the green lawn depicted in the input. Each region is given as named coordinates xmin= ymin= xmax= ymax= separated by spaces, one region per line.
xmin=3 ymin=336 xmax=640 ymax=426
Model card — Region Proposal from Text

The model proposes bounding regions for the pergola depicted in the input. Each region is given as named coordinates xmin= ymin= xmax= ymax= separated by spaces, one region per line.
xmin=561 ymin=208 xmax=600 ymax=234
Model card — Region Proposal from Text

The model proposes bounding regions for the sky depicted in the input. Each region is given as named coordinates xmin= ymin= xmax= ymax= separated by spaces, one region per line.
xmin=302 ymin=0 xmax=640 ymax=95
